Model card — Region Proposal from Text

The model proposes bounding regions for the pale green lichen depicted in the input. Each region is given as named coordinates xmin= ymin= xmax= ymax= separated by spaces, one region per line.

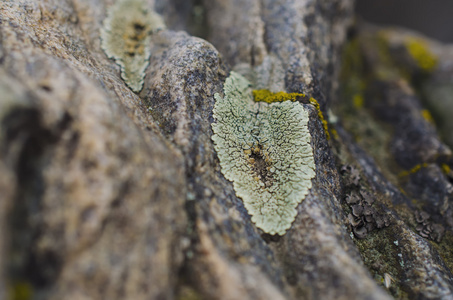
xmin=100 ymin=0 xmax=165 ymax=92
xmin=211 ymin=72 xmax=316 ymax=235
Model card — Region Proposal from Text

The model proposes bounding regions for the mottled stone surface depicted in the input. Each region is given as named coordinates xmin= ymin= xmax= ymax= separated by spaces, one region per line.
xmin=1 ymin=1 xmax=452 ymax=300
xmin=204 ymin=0 xmax=355 ymax=107
xmin=0 ymin=1 xmax=187 ymax=299
xmin=333 ymin=23 xmax=453 ymax=298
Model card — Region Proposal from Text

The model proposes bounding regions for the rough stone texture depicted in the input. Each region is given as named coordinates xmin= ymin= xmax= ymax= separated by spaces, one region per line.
xmin=333 ymin=23 xmax=453 ymax=298
xmin=0 ymin=1 xmax=187 ymax=299
xmin=204 ymin=0 xmax=354 ymax=107
xmin=1 ymin=1 xmax=452 ymax=300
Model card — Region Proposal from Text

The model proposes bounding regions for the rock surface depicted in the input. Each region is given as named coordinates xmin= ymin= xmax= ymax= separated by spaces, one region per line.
xmin=0 ymin=1 xmax=452 ymax=300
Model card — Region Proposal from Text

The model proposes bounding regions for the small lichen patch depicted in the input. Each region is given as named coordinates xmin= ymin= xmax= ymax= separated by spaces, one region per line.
xmin=101 ymin=0 xmax=166 ymax=92
xmin=211 ymin=72 xmax=316 ymax=235
xmin=404 ymin=37 xmax=438 ymax=72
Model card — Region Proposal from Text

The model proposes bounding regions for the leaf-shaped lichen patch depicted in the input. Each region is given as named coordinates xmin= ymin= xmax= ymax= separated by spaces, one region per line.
xmin=101 ymin=0 xmax=165 ymax=92
xmin=211 ymin=72 xmax=316 ymax=235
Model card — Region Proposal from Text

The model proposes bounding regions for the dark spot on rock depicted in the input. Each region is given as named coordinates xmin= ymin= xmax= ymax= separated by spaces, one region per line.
xmin=285 ymin=272 xmax=298 ymax=285
xmin=39 ymin=85 xmax=52 ymax=92
xmin=3 ymin=107 xmax=71 ymax=288
xmin=26 ymin=248 xmax=63 ymax=287
xmin=261 ymin=232 xmax=281 ymax=243
xmin=80 ymin=205 xmax=96 ymax=222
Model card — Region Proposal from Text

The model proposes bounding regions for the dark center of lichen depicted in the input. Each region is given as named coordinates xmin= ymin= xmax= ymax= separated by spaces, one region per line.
xmin=125 ymin=21 xmax=149 ymax=56
xmin=248 ymin=144 xmax=274 ymax=188
xmin=133 ymin=23 xmax=146 ymax=32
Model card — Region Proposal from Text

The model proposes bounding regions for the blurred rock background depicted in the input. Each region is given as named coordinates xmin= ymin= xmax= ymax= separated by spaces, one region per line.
xmin=356 ymin=0 xmax=453 ymax=42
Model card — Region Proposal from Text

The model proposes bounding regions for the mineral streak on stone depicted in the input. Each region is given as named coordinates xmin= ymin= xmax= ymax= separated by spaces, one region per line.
xmin=101 ymin=0 xmax=166 ymax=92
xmin=211 ymin=72 xmax=316 ymax=235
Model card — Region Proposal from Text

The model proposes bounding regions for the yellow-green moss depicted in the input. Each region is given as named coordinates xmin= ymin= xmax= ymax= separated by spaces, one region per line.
xmin=398 ymin=187 xmax=408 ymax=196
xmin=421 ymin=109 xmax=434 ymax=124
xmin=442 ymin=164 xmax=451 ymax=175
xmin=353 ymin=94 xmax=364 ymax=109
xmin=405 ymin=37 xmax=438 ymax=72
xmin=309 ymin=97 xmax=330 ymax=140
xmin=330 ymin=128 xmax=339 ymax=140
xmin=9 ymin=282 xmax=32 ymax=300
xmin=252 ymin=90 xmax=330 ymax=140
xmin=252 ymin=89 xmax=305 ymax=103
xmin=398 ymin=163 xmax=428 ymax=178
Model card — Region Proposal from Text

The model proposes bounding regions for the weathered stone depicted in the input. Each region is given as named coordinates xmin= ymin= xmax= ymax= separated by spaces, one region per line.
xmin=334 ymin=23 xmax=453 ymax=298
xmin=1 ymin=1 xmax=453 ymax=300
xmin=0 ymin=1 xmax=187 ymax=299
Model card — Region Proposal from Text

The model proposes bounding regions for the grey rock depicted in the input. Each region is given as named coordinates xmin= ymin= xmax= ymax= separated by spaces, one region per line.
xmin=1 ymin=1 xmax=452 ymax=300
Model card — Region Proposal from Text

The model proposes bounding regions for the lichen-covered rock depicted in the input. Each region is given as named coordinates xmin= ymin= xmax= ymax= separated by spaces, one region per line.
xmin=138 ymin=11 xmax=389 ymax=300
xmin=1 ymin=1 xmax=453 ymax=300
xmin=334 ymin=24 xmax=453 ymax=298
xmin=101 ymin=0 xmax=166 ymax=92
xmin=211 ymin=72 xmax=316 ymax=235
xmin=204 ymin=0 xmax=355 ymax=107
